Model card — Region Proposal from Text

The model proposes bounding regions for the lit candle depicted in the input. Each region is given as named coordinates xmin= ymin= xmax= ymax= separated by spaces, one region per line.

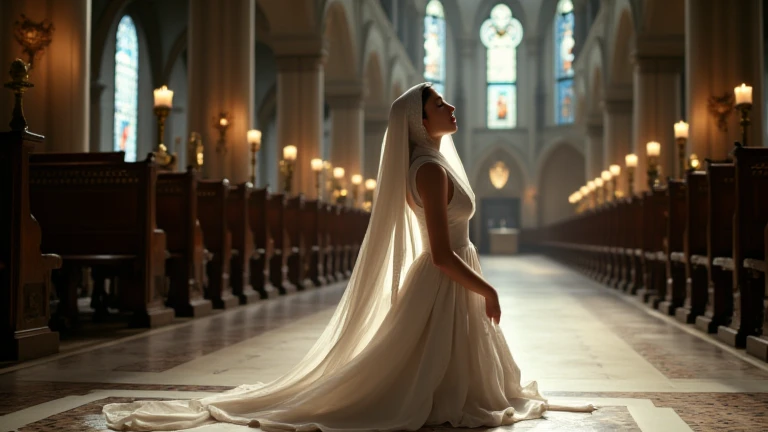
xmin=674 ymin=121 xmax=689 ymax=139
xmin=219 ymin=117 xmax=229 ymax=127
xmin=587 ymin=181 xmax=596 ymax=191
xmin=625 ymin=154 xmax=638 ymax=168
xmin=365 ymin=179 xmax=377 ymax=190
xmin=568 ymin=194 xmax=576 ymax=204
xmin=153 ymin=85 xmax=173 ymax=108
xmin=609 ymin=164 xmax=621 ymax=176
xmin=333 ymin=167 xmax=345 ymax=179
xmin=646 ymin=141 xmax=661 ymax=157
xmin=594 ymin=177 xmax=604 ymax=187
xmin=247 ymin=129 xmax=262 ymax=145
xmin=283 ymin=145 xmax=297 ymax=161
xmin=734 ymin=83 xmax=753 ymax=105
xmin=574 ymin=191 xmax=582 ymax=201
xmin=601 ymin=170 xmax=612 ymax=181
xmin=311 ymin=158 xmax=324 ymax=172
xmin=351 ymin=174 xmax=362 ymax=185
xmin=580 ymin=186 xmax=589 ymax=195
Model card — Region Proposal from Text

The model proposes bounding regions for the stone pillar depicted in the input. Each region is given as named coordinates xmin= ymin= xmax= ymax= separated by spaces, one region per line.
xmin=632 ymin=56 xmax=682 ymax=190
xmin=573 ymin=0 xmax=588 ymax=58
xmin=585 ymin=118 xmax=604 ymax=182
xmin=326 ymin=84 xmax=364 ymax=198
xmin=0 ymin=0 xmax=90 ymax=152
xmin=188 ymin=0 xmax=254 ymax=182
xmin=686 ymin=0 xmax=764 ymax=159
xmin=275 ymin=55 xmax=324 ymax=196
xmin=363 ymin=108 xmax=389 ymax=180
xmin=603 ymin=95 xmax=634 ymax=194
xmin=457 ymin=36 xmax=478 ymax=164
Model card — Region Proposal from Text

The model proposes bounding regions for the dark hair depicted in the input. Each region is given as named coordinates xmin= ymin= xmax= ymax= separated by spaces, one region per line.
xmin=421 ymin=85 xmax=433 ymax=119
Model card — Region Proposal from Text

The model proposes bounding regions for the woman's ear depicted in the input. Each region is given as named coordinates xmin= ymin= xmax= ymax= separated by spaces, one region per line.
xmin=422 ymin=117 xmax=430 ymax=132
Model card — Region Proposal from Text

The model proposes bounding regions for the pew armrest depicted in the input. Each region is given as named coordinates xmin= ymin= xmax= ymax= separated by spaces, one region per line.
xmin=690 ymin=255 xmax=709 ymax=268
xmin=712 ymin=257 xmax=735 ymax=271
xmin=633 ymin=249 xmax=643 ymax=257
xmin=670 ymin=252 xmax=686 ymax=264
xmin=41 ymin=253 xmax=63 ymax=271
xmin=203 ymin=249 xmax=214 ymax=262
xmin=744 ymin=258 xmax=766 ymax=274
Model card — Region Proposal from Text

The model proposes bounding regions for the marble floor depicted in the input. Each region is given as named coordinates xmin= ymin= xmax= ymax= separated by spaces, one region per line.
xmin=2 ymin=255 xmax=767 ymax=431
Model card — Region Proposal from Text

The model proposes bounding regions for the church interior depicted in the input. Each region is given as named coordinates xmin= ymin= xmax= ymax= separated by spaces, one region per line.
xmin=1 ymin=0 xmax=767 ymax=430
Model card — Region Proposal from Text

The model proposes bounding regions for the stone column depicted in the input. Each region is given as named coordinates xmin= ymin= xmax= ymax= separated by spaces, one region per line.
xmin=573 ymin=0 xmax=588 ymax=58
xmin=363 ymin=107 xmax=389 ymax=180
xmin=0 ymin=0 xmax=90 ymax=152
xmin=632 ymin=56 xmax=682 ymax=190
xmin=603 ymin=95 xmax=634 ymax=194
xmin=686 ymin=0 xmax=764 ymax=159
xmin=188 ymin=0 xmax=254 ymax=182
xmin=585 ymin=117 xmax=604 ymax=182
xmin=275 ymin=55 xmax=324 ymax=196
xmin=326 ymin=84 xmax=364 ymax=199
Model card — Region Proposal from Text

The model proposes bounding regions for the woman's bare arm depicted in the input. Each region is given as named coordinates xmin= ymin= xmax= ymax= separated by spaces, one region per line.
xmin=415 ymin=162 xmax=498 ymax=301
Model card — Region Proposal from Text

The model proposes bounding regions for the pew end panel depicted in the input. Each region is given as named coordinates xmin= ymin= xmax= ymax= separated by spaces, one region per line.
xmin=197 ymin=180 xmax=239 ymax=309
xmin=228 ymin=183 xmax=259 ymax=304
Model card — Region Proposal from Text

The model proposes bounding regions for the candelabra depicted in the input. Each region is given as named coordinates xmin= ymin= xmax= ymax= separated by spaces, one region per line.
xmin=350 ymin=174 xmax=362 ymax=208
xmin=4 ymin=59 xmax=33 ymax=131
xmin=364 ymin=178 xmax=376 ymax=211
xmin=279 ymin=145 xmax=297 ymax=195
xmin=594 ymin=178 xmax=605 ymax=205
xmin=734 ymin=84 xmax=753 ymax=147
xmin=214 ymin=112 xmax=231 ymax=154
xmin=332 ymin=167 xmax=346 ymax=205
xmin=646 ymin=142 xmax=661 ymax=190
xmin=601 ymin=170 xmax=612 ymax=202
xmin=587 ymin=181 xmax=596 ymax=209
xmin=311 ymin=158 xmax=324 ymax=201
xmin=609 ymin=165 xmax=621 ymax=199
xmin=247 ymin=130 xmax=261 ymax=184
xmin=674 ymin=121 xmax=689 ymax=179
xmin=153 ymin=86 xmax=176 ymax=171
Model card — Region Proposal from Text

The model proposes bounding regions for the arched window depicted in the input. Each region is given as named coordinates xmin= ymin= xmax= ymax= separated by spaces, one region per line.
xmin=114 ymin=16 xmax=139 ymax=161
xmin=423 ymin=0 xmax=446 ymax=95
xmin=480 ymin=4 xmax=523 ymax=129
xmin=555 ymin=0 xmax=575 ymax=124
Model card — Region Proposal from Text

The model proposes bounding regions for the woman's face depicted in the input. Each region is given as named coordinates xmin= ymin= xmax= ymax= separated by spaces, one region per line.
xmin=422 ymin=89 xmax=457 ymax=138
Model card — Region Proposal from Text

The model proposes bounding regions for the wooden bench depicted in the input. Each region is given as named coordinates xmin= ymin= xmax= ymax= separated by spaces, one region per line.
xmin=197 ymin=180 xmax=238 ymax=309
xmin=286 ymin=195 xmax=312 ymax=290
xmin=248 ymin=187 xmax=279 ymax=299
xmin=267 ymin=193 xmax=297 ymax=294
xmin=638 ymin=188 xmax=667 ymax=306
xmin=228 ymin=182 xmax=259 ymax=304
xmin=695 ymin=162 xmax=736 ymax=334
xmin=1 ymin=130 xmax=61 ymax=361
xmin=30 ymin=151 xmax=126 ymax=164
xmin=623 ymin=197 xmax=644 ymax=294
xmin=301 ymin=199 xmax=327 ymax=287
xmin=156 ymin=170 xmax=212 ymax=317
xmin=660 ymin=179 xmax=687 ymax=315
xmin=29 ymin=154 xmax=174 ymax=328
xmin=320 ymin=202 xmax=337 ymax=284
xmin=676 ymin=170 xmax=709 ymax=324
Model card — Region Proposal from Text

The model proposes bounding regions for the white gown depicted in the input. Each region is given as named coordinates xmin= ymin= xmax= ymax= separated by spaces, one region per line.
xmin=103 ymin=146 xmax=594 ymax=431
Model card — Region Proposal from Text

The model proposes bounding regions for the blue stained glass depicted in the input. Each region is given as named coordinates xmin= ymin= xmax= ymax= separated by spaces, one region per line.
xmin=556 ymin=79 xmax=574 ymax=124
xmin=423 ymin=0 xmax=446 ymax=92
xmin=481 ymin=4 xmax=522 ymax=128
xmin=555 ymin=0 xmax=575 ymax=124
xmin=114 ymin=16 xmax=139 ymax=161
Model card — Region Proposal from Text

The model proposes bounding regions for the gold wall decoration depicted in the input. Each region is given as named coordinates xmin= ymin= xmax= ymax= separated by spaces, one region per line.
xmin=707 ymin=92 xmax=735 ymax=132
xmin=14 ymin=14 xmax=54 ymax=70
xmin=489 ymin=160 xmax=509 ymax=189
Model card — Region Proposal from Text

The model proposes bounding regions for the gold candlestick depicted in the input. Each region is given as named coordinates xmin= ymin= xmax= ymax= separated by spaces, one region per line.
xmin=279 ymin=145 xmax=297 ymax=195
xmin=153 ymin=106 xmax=176 ymax=170
xmin=247 ymin=129 xmax=262 ymax=185
xmin=736 ymin=103 xmax=752 ymax=147
xmin=311 ymin=158 xmax=324 ymax=201
xmin=187 ymin=132 xmax=204 ymax=170
xmin=4 ymin=59 xmax=33 ymax=131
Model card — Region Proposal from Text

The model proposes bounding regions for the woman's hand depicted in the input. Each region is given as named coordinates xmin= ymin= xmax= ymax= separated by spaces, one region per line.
xmin=485 ymin=290 xmax=501 ymax=325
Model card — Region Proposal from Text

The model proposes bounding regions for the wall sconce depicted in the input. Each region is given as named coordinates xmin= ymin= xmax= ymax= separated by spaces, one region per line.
xmin=734 ymin=83 xmax=753 ymax=146
xmin=645 ymin=141 xmax=661 ymax=189
xmin=350 ymin=174 xmax=362 ymax=208
xmin=489 ymin=160 xmax=509 ymax=189
xmin=279 ymin=145 xmax=297 ymax=195
xmin=13 ymin=14 xmax=54 ymax=71
xmin=364 ymin=178 xmax=377 ymax=211
xmin=707 ymin=92 xmax=734 ymax=133
xmin=311 ymin=158 xmax=324 ymax=200
xmin=247 ymin=129 xmax=262 ymax=184
xmin=214 ymin=112 xmax=231 ymax=154
xmin=673 ymin=120 xmax=689 ymax=179
xmin=153 ymin=85 xmax=176 ymax=171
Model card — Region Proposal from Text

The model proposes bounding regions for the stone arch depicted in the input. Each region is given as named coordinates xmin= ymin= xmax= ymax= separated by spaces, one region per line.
xmin=389 ymin=60 xmax=409 ymax=102
xmin=364 ymin=52 xmax=386 ymax=107
xmin=586 ymin=41 xmax=605 ymax=117
xmin=608 ymin=3 xmax=635 ymax=86
xmin=469 ymin=143 xmax=529 ymax=196
xmin=473 ymin=0 xmax=528 ymax=32
xmin=537 ymin=143 xmax=585 ymax=225
xmin=324 ymin=1 xmax=358 ymax=81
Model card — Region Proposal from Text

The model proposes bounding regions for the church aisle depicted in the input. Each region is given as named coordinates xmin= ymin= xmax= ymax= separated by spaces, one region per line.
xmin=2 ymin=255 xmax=767 ymax=431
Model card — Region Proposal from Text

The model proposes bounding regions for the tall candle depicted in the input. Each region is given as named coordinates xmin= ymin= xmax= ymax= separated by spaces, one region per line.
xmin=646 ymin=141 xmax=661 ymax=157
xmin=609 ymin=164 xmax=621 ymax=176
xmin=283 ymin=145 xmax=297 ymax=161
xmin=594 ymin=178 xmax=604 ymax=188
xmin=625 ymin=154 xmax=638 ymax=168
xmin=601 ymin=170 xmax=612 ymax=181
xmin=351 ymin=174 xmax=362 ymax=185
xmin=333 ymin=167 xmax=345 ymax=179
xmin=365 ymin=179 xmax=377 ymax=190
xmin=311 ymin=158 xmax=324 ymax=172
xmin=674 ymin=121 xmax=689 ymax=139
xmin=153 ymin=85 xmax=173 ymax=108
xmin=247 ymin=129 xmax=262 ymax=145
xmin=734 ymin=83 xmax=753 ymax=105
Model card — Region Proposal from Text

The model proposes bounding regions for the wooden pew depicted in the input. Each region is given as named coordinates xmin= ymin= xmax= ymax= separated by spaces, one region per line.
xmin=622 ymin=197 xmax=644 ymax=293
xmin=286 ymin=195 xmax=312 ymax=290
xmin=726 ymin=145 xmax=768 ymax=355
xmin=228 ymin=183 xmax=259 ymax=304
xmin=320 ymin=202 xmax=337 ymax=284
xmin=1 ymin=130 xmax=61 ymax=361
xmin=676 ymin=170 xmax=709 ymax=324
xmin=197 ymin=179 xmax=239 ymax=309
xmin=638 ymin=188 xmax=666 ymax=306
xmin=267 ymin=193 xmax=298 ymax=294
xmin=660 ymin=179 xmax=687 ymax=315
xmin=606 ymin=201 xmax=623 ymax=288
xmin=156 ymin=170 xmax=212 ymax=317
xmin=29 ymin=154 xmax=174 ymax=328
xmin=302 ymin=199 xmax=327 ymax=287
xmin=695 ymin=162 xmax=736 ymax=334
xmin=30 ymin=151 xmax=125 ymax=164
xmin=247 ymin=187 xmax=279 ymax=299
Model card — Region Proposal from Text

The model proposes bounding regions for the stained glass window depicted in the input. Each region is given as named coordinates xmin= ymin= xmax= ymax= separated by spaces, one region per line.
xmin=555 ymin=0 xmax=575 ymax=124
xmin=481 ymin=4 xmax=523 ymax=129
xmin=114 ymin=16 xmax=139 ymax=161
xmin=423 ymin=0 xmax=445 ymax=95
